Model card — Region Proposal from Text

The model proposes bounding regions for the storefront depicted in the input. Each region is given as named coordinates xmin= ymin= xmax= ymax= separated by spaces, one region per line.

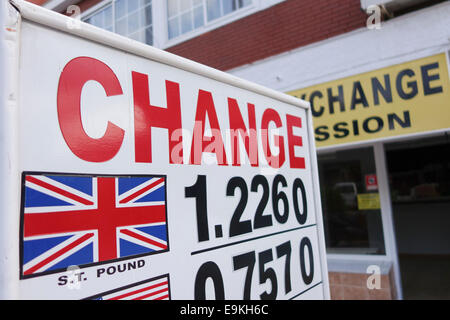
xmin=229 ymin=1 xmax=450 ymax=299
xmin=287 ymin=52 xmax=450 ymax=299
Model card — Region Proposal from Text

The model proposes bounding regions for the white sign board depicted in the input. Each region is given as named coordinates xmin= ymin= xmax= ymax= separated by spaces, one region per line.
xmin=0 ymin=0 xmax=329 ymax=300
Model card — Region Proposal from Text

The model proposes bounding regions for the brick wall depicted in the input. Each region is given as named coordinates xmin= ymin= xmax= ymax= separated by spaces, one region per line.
xmin=167 ymin=0 xmax=367 ymax=70
xmin=329 ymin=269 xmax=397 ymax=300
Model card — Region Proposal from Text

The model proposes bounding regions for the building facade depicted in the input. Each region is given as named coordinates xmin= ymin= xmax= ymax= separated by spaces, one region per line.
xmin=30 ymin=0 xmax=450 ymax=300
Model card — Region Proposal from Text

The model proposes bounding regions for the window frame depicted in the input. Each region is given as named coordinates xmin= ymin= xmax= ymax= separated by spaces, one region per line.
xmin=81 ymin=0 xmax=114 ymax=26
xmin=317 ymin=138 xmax=408 ymax=300
xmin=161 ymin=0 xmax=287 ymax=48
xmin=163 ymin=0 xmax=254 ymax=47
xmin=81 ymin=0 xmax=155 ymax=46
xmin=82 ymin=1 xmax=114 ymax=32
xmin=80 ymin=0 xmax=287 ymax=49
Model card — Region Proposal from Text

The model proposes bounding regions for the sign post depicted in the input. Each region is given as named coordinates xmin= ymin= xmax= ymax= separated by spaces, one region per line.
xmin=1 ymin=0 xmax=329 ymax=300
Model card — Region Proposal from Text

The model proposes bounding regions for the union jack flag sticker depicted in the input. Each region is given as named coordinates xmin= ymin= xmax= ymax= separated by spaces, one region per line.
xmin=85 ymin=274 xmax=171 ymax=300
xmin=20 ymin=172 xmax=169 ymax=279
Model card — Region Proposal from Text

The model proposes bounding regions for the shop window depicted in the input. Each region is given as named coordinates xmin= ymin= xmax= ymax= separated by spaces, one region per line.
xmin=84 ymin=0 xmax=153 ymax=45
xmin=167 ymin=0 xmax=252 ymax=39
xmin=318 ymin=147 xmax=386 ymax=255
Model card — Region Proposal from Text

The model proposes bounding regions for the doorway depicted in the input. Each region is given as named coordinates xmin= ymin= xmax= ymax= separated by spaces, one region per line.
xmin=385 ymin=134 xmax=450 ymax=299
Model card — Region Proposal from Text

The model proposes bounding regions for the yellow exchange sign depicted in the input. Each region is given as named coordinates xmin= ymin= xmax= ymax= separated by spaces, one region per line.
xmin=288 ymin=53 xmax=450 ymax=147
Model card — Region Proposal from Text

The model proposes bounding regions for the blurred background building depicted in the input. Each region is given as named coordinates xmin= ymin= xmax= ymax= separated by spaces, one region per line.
xmin=29 ymin=0 xmax=450 ymax=300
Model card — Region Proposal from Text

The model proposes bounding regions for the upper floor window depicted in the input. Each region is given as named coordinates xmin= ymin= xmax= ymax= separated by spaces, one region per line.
xmin=167 ymin=0 xmax=252 ymax=39
xmin=84 ymin=3 xmax=113 ymax=32
xmin=84 ymin=0 xmax=153 ymax=45
xmin=81 ymin=0 xmax=283 ymax=48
